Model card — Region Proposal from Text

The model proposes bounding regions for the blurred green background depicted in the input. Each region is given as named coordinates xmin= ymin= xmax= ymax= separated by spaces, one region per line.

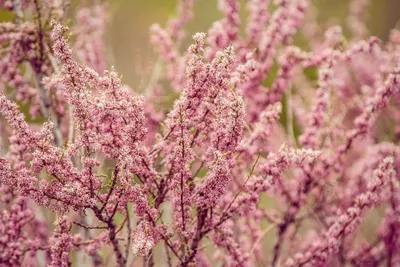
xmin=1 ymin=0 xmax=399 ymax=90
xmin=105 ymin=0 xmax=400 ymax=90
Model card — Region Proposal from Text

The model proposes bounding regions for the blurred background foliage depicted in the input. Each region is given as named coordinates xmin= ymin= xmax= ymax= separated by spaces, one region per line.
xmin=1 ymin=0 xmax=399 ymax=91
xmin=107 ymin=0 xmax=399 ymax=90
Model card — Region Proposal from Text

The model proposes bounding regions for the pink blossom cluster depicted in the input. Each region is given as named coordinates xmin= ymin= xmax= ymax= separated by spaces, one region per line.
xmin=0 ymin=0 xmax=400 ymax=266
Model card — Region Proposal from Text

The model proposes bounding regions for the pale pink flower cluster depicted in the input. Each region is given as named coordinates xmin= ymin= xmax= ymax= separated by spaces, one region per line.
xmin=0 ymin=0 xmax=400 ymax=266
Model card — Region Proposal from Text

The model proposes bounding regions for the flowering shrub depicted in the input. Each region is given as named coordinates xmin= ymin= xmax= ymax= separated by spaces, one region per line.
xmin=0 ymin=0 xmax=400 ymax=266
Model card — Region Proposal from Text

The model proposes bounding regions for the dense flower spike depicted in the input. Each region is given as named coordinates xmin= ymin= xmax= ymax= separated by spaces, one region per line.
xmin=49 ymin=216 xmax=75 ymax=267
xmin=0 ymin=0 xmax=400 ymax=266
